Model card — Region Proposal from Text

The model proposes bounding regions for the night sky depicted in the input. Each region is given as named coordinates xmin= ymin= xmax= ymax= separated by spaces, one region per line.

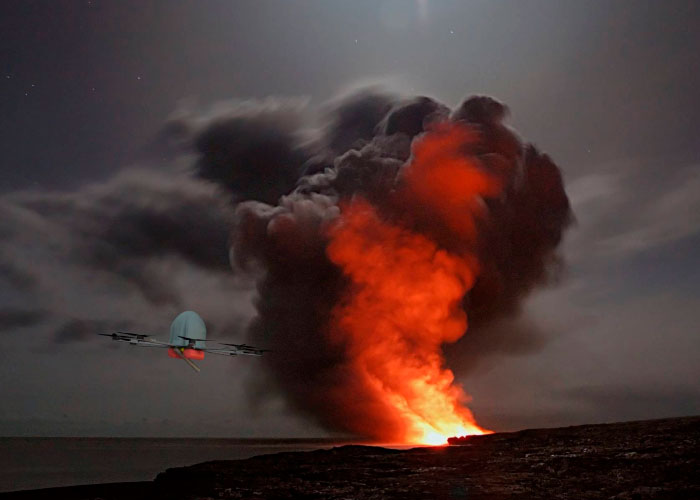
xmin=1 ymin=0 xmax=699 ymax=437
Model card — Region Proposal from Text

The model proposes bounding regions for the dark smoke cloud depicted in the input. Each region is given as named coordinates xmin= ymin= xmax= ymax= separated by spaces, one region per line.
xmin=3 ymin=171 xmax=233 ymax=307
xmin=0 ymin=171 xmax=243 ymax=342
xmin=445 ymin=315 xmax=548 ymax=376
xmin=53 ymin=318 xmax=128 ymax=344
xmin=227 ymin=91 xmax=572 ymax=437
xmin=300 ymin=88 xmax=398 ymax=178
xmin=0 ymin=308 xmax=48 ymax=333
xmin=165 ymin=99 xmax=311 ymax=204
xmin=378 ymin=95 xmax=450 ymax=138
xmin=465 ymin=144 xmax=572 ymax=325
xmin=321 ymin=88 xmax=397 ymax=156
xmin=0 ymin=260 xmax=37 ymax=292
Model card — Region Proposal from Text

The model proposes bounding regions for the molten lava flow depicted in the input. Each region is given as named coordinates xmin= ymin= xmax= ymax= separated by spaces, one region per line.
xmin=326 ymin=122 xmax=500 ymax=445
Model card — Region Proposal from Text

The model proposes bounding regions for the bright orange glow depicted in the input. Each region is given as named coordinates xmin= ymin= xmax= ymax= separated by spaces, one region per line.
xmin=326 ymin=122 xmax=498 ymax=444
xmin=168 ymin=347 xmax=205 ymax=360
xmin=402 ymin=122 xmax=502 ymax=237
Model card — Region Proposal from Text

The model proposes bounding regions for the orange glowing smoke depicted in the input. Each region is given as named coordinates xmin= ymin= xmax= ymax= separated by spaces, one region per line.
xmin=326 ymin=123 xmax=500 ymax=445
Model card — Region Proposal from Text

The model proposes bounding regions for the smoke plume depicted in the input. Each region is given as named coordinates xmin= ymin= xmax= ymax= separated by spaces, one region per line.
xmin=0 ymin=86 xmax=570 ymax=440
xmin=227 ymin=90 xmax=572 ymax=442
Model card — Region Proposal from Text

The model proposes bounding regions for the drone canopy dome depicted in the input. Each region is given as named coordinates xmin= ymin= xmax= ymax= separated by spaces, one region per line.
xmin=169 ymin=310 xmax=207 ymax=348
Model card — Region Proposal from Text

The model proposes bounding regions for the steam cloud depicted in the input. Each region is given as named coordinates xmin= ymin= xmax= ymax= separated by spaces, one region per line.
xmin=218 ymin=89 xmax=572 ymax=439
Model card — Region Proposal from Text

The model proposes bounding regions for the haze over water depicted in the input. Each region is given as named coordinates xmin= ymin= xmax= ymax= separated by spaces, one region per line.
xmin=1 ymin=437 xmax=365 ymax=492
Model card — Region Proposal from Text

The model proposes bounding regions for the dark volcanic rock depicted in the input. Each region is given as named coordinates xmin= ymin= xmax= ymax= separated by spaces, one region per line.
xmin=154 ymin=416 xmax=699 ymax=500
xmin=3 ymin=416 xmax=698 ymax=499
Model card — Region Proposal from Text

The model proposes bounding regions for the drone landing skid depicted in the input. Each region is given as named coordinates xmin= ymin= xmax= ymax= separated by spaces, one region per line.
xmin=169 ymin=347 xmax=201 ymax=372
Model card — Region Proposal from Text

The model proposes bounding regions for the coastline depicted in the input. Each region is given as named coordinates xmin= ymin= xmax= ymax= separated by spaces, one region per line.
xmin=2 ymin=416 xmax=698 ymax=499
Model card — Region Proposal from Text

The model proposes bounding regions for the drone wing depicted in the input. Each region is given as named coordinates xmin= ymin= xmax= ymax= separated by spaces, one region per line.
xmin=98 ymin=331 xmax=201 ymax=371
xmin=201 ymin=347 xmax=239 ymax=357
xmin=212 ymin=343 xmax=272 ymax=356
xmin=98 ymin=332 xmax=171 ymax=348
xmin=218 ymin=342 xmax=248 ymax=349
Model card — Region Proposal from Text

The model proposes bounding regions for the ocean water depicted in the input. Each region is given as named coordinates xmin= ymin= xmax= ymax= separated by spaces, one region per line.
xmin=0 ymin=437 xmax=358 ymax=492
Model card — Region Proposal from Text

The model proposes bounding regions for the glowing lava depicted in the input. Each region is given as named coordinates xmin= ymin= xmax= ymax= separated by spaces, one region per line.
xmin=326 ymin=123 xmax=499 ymax=444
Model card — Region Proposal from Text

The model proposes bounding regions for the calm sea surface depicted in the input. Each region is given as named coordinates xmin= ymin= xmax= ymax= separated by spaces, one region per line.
xmin=0 ymin=437 xmax=362 ymax=492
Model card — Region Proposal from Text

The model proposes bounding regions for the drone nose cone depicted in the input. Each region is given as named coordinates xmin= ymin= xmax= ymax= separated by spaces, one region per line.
xmin=169 ymin=311 xmax=207 ymax=348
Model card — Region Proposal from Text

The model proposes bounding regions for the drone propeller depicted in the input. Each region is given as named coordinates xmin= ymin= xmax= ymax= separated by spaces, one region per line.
xmin=98 ymin=332 xmax=139 ymax=339
xmin=117 ymin=331 xmax=150 ymax=337
xmin=178 ymin=335 xmax=208 ymax=344
xmin=170 ymin=347 xmax=201 ymax=372
xmin=218 ymin=342 xmax=272 ymax=353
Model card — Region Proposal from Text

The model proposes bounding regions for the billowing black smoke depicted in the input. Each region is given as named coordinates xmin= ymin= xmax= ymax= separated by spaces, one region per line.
xmin=167 ymin=98 xmax=311 ymax=204
xmin=201 ymin=89 xmax=572 ymax=437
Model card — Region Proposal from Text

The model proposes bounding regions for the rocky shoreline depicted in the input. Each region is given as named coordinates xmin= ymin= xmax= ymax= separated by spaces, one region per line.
xmin=3 ymin=416 xmax=698 ymax=499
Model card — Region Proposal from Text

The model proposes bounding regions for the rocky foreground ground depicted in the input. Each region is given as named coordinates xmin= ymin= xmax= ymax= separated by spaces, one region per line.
xmin=3 ymin=416 xmax=698 ymax=499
